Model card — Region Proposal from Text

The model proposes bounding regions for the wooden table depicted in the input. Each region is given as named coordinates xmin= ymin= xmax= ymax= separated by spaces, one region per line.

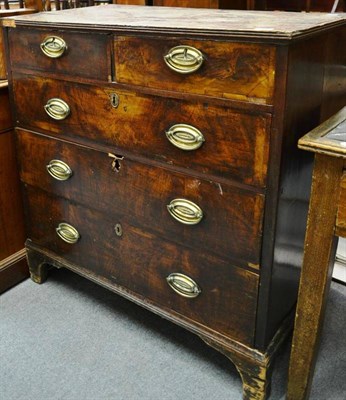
xmin=287 ymin=106 xmax=346 ymax=400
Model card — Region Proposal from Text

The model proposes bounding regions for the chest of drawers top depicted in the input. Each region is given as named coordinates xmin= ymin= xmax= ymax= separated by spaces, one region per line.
xmin=4 ymin=6 xmax=346 ymax=106
xmin=4 ymin=5 xmax=345 ymax=38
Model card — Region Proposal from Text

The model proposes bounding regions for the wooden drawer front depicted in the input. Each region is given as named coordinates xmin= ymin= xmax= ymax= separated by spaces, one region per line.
xmin=24 ymin=186 xmax=259 ymax=346
xmin=13 ymin=75 xmax=271 ymax=187
xmin=8 ymin=29 xmax=110 ymax=81
xmin=17 ymin=130 xmax=264 ymax=266
xmin=114 ymin=36 xmax=276 ymax=104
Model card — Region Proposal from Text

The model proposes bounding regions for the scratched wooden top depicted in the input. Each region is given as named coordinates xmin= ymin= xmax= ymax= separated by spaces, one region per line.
xmin=298 ymin=107 xmax=346 ymax=158
xmin=2 ymin=5 xmax=346 ymax=40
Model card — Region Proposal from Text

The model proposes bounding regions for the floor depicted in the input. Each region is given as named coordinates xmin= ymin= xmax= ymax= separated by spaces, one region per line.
xmin=1 ymin=268 xmax=345 ymax=400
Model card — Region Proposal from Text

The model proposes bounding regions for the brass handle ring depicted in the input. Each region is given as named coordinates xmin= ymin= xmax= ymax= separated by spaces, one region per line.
xmin=166 ymin=124 xmax=205 ymax=151
xmin=164 ymin=45 xmax=204 ymax=74
xmin=166 ymin=273 xmax=201 ymax=298
xmin=46 ymin=159 xmax=72 ymax=181
xmin=56 ymin=222 xmax=80 ymax=244
xmin=167 ymin=198 xmax=203 ymax=225
xmin=44 ymin=98 xmax=70 ymax=121
xmin=40 ymin=36 xmax=67 ymax=58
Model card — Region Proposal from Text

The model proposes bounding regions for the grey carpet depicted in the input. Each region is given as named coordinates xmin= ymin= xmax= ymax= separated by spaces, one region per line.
xmin=1 ymin=268 xmax=345 ymax=400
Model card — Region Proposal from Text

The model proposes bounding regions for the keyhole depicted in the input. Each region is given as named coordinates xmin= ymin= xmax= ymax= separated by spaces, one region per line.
xmin=110 ymin=93 xmax=119 ymax=108
xmin=114 ymin=224 xmax=123 ymax=237
xmin=108 ymin=153 xmax=124 ymax=173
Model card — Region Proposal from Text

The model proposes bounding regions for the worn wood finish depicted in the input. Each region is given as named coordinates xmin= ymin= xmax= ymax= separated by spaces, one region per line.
xmin=17 ymin=130 xmax=264 ymax=266
xmin=13 ymin=77 xmax=271 ymax=187
xmin=298 ymin=107 xmax=346 ymax=158
xmin=336 ymin=171 xmax=346 ymax=237
xmin=0 ymin=29 xmax=6 ymax=80
xmin=287 ymin=154 xmax=344 ymax=400
xmin=24 ymin=185 xmax=259 ymax=346
xmin=4 ymin=6 xmax=345 ymax=41
xmin=0 ymin=9 xmax=37 ymax=79
xmin=255 ymin=27 xmax=346 ymax=349
xmin=8 ymin=28 xmax=110 ymax=81
xmin=4 ymin=7 xmax=346 ymax=400
xmin=115 ymin=0 xmax=147 ymax=4
xmin=114 ymin=36 xmax=275 ymax=104
xmin=287 ymin=110 xmax=346 ymax=399
xmin=154 ymin=0 xmax=219 ymax=7
xmin=201 ymin=337 xmax=273 ymax=400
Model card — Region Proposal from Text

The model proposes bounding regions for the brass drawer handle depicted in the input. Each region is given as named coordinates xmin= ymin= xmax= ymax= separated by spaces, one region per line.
xmin=166 ymin=124 xmax=205 ymax=151
xmin=40 ymin=36 xmax=67 ymax=58
xmin=56 ymin=222 xmax=80 ymax=244
xmin=46 ymin=159 xmax=72 ymax=181
xmin=164 ymin=45 xmax=204 ymax=74
xmin=167 ymin=199 xmax=203 ymax=225
xmin=166 ymin=273 xmax=201 ymax=298
xmin=44 ymin=98 xmax=70 ymax=121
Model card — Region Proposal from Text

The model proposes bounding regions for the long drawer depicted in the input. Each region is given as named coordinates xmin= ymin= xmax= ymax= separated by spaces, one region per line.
xmin=24 ymin=185 xmax=259 ymax=346
xmin=17 ymin=129 xmax=264 ymax=266
xmin=114 ymin=36 xmax=276 ymax=104
xmin=8 ymin=28 xmax=111 ymax=82
xmin=13 ymin=75 xmax=271 ymax=187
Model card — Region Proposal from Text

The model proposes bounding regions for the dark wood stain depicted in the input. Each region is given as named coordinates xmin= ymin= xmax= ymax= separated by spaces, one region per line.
xmin=8 ymin=28 xmax=111 ymax=81
xmin=4 ymin=7 xmax=346 ymax=399
xmin=24 ymin=185 xmax=259 ymax=347
xmin=12 ymin=75 xmax=271 ymax=187
xmin=17 ymin=129 xmax=264 ymax=265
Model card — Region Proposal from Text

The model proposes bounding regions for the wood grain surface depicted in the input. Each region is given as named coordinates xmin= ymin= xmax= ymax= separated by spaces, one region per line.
xmin=13 ymin=76 xmax=271 ymax=187
xmin=8 ymin=28 xmax=110 ymax=81
xmin=287 ymin=154 xmax=345 ymax=400
xmin=336 ymin=169 xmax=346 ymax=237
xmin=3 ymin=5 xmax=345 ymax=40
xmin=17 ymin=130 xmax=264 ymax=266
xmin=114 ymin=36 xmax=276 ymax=104
xmin=24 ymin=185 xmax=259 ymax=346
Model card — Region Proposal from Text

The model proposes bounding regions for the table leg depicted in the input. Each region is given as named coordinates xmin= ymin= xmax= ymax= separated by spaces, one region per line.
xmin=286 ymin=154 xmax=344 ymax=400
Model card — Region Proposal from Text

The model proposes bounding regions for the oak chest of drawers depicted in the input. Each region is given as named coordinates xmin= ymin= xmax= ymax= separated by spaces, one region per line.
xmin=3 ymin=6 xmax=346 ymax=399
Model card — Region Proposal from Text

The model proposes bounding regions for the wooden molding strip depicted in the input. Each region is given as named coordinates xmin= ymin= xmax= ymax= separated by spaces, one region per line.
xmin=0 ymin=248 xmax=26 ymax=271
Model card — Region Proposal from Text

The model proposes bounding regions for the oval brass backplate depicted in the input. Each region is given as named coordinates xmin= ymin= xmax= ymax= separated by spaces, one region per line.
xmin=46 ymin=159 xmax=73 ymax=181
xmin=40 ymin=36 xmax=67 ymax=58
xmin=166 ymin=273 xmax=201 ymax=298
xmin=164 ymin=45 xmax=204 ymax=74
xmin=56 ymin=222 xmax=80 ymax=244
xmin=167 ymin=198 xmax=203 ymax=225
xmin=166 ymin=123 xmax=205 ymax=151
xmin=44 ymin=98 xmax=70 ymax=121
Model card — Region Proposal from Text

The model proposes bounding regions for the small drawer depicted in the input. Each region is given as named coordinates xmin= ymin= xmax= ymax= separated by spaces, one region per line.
xmin=17 ymin=130 xmax=264 ymax=266
xmin=113 ymin=36 xmax=276 ymax=104
xmin=13 ymin=75 xmax=271 ymax=187
xmin=24 ymin=186 xmax=259 ymax=346
xmin=8 ymin=28 xmax=110 ymax=81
